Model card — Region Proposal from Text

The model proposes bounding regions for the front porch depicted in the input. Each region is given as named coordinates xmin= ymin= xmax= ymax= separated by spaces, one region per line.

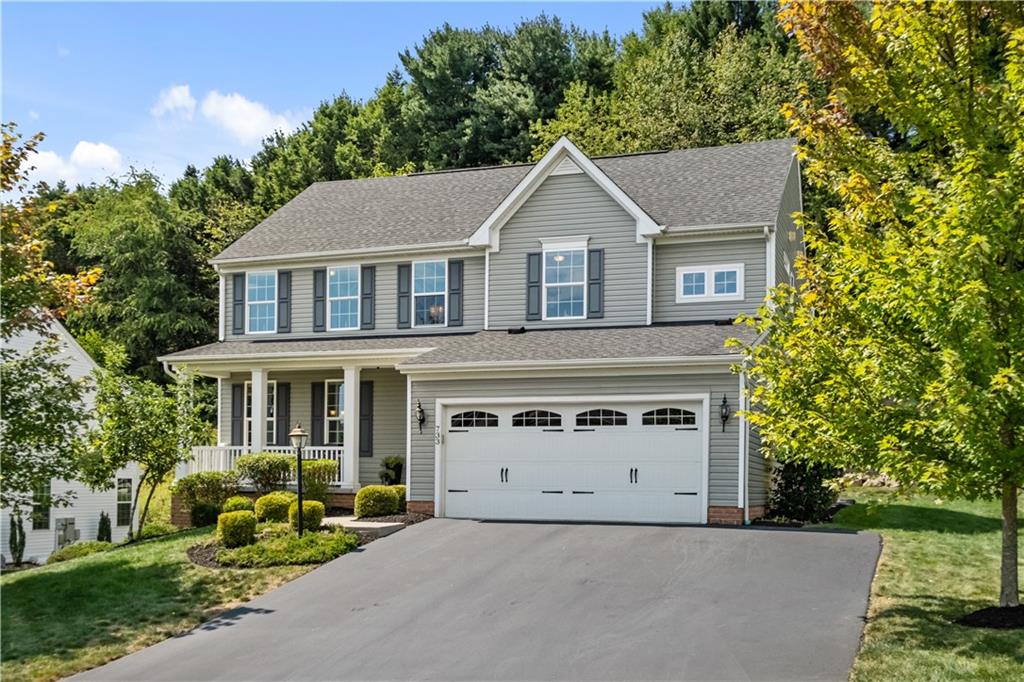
xmin=187 ymin=445 xmax=350 ymax=487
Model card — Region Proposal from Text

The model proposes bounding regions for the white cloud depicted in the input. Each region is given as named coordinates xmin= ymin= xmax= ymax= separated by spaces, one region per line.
xmin=69 ymin=141 xmax=122 ymax=170
xmin=200 ymin=90 xmax=295 ymax=145
xmin=151 ymin=84 xmax=196 ymax=120
xmin=27 ymin=141 xmax=122 ymax=187
xmin=29 ymin=110 xmax=39 ymax=120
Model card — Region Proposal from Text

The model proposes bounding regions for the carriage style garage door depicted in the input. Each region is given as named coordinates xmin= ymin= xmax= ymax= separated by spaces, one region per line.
xmin=442 ymin=399 xmax=707 ymax=524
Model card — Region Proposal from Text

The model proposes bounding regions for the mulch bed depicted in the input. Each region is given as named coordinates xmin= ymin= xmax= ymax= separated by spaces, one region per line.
xmin=357 ymin=512 xmax=431 ymax=526
xmin=956 ymin=605 xmax=1024 ymax=629
xmin=186 ymin=542 xmax=221 ymax=569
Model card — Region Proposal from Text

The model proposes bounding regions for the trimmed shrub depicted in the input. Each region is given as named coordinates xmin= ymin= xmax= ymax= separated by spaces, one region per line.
xmin=391 ymin=484 xmax=406 ymax=512
xmin=138 ymin=521 xmax=178 ymax=540
xmin=217 ymin=510 xmax=257 ymax=548
xmin=254 ymin=491 xmax=296 ymax=522
xmin=354 ymin=485 xmax=400 ymax=518
xmin=47 ymin=541 xmax=113 ymax=564
xmin=236 ymin=453 xmax=293 ymax=494
xmin=768 ymin=461 xmax=840 ymax=523
xmin=223 ymin=495 xmax=255 ymax=513
xmin=97 ymin=511 xmax=112 ymax=542
xmin=293 ymin=459 xmax=336 ymax=503
xmin=379 ymin=455 xmax=405 ymax=485
xmin=171 ymin=471 xmax=240 ymax=522
xmin=289 ymin=500 xmax=326 ymax=532
xmin=217 ymin=528 xmax=359 ymax=568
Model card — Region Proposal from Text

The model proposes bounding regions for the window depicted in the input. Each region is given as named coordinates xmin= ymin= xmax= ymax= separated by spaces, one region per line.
xmin=576 ymin=409 xmax=627 ymax=427
xmin=413 ymin=260 xmax=446 ymax=326
xmin=246 ymin=271 xmax=277 ymax=333
xmin=451 ymin=411 xmax=498 ymax=428
xmin=642 ymin=408 xmax=697 ymax=426
xmin=116 ymin=478 xmax=132 ymax=527
xmin=543 ymin=249 xmax=586 ymax=319
xmin=676 ymin=264 xmax=744 ymax=303
xmin=244 ymin=380 xmax=277 ymax=446
xmin=328 ymin=266 xmax=359 ymax=330
xmin=31 ymin=481 xmax=50 ymax=530
xmin=512 ymin=410 xmax=562 ymax=427
xmin=325 ymin=380 xmax=345 ymax=445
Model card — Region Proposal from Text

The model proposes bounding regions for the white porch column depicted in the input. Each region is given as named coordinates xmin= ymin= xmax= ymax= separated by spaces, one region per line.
xmin=250 ymin=368 xmax=267 ymax=453
xmin=344 ymin=366 xmax=360 ymax=488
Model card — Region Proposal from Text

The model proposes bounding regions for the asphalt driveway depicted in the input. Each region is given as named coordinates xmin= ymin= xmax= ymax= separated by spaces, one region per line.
xmin=77 ymin=519 xmax=879 ymax=681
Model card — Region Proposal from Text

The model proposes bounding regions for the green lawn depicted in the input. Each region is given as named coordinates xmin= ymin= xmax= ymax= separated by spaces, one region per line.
xmin=0 ymin=528 xmax=311 ymax=681
xmin=828 ymin=488 xmax=1024 ymax=681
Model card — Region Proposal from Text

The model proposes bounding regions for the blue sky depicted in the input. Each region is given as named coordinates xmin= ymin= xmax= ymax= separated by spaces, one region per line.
xmin=3 ymin=2 xmax=659 ymax=188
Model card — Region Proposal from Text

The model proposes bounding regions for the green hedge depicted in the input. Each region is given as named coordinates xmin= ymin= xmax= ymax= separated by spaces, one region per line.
xmin=217 ymin=510 xmax=257 ymax=548
xmin=222 ymin=495 xmax=255 ymax=513
xmin=236 ymin=453 xmax=293 ymax=494
xmin=768 ymin=461 xmax=840 ymax=523
xmin=216 ymin=529 xmax=358 ymax=568
xmin=293 ymin=459 xmax=336 ymax=503
xmin=254 ymin=491 xmax=296 ymax=522
xmin=391 ymin=485 xmax=406 ymax=512
xmin=46 ymin=541 xmax=114 ymax=564
xmin=379 ymin=455 xmax=404 ymax=485
xmin=354 ymin=485 xmax=400 ymax=517
xmin=171 ymin=471 xmax=240 ymax=526
xmin=289 ymin=500 xmax=325 ymax=532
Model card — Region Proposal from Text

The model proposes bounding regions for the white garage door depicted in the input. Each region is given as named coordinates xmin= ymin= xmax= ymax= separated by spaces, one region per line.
xmin=442 ymin=400 xmax=705 ymax=524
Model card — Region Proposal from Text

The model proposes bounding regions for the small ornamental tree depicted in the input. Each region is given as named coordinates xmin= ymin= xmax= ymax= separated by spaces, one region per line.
xmin=97 ymin=511 xmax=112 ymax=543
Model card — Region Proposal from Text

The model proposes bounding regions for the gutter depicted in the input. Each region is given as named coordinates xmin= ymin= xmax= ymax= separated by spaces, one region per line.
xmin=210 ymin=240 xmax=477 ymax=268
xmin=397 ymin=354 xmax=738 ymax=374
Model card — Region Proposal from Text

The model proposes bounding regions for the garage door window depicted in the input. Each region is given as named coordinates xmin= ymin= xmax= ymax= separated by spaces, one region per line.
xmin=451 ymin=411 xmax=498 ymax=428
xmin=642 ymin=408 xmax=696 ymax=427
xmin=512 ymin=410 xmax=561 ymax=427
xmin=575 ymin=409 xmax=627 ymax=427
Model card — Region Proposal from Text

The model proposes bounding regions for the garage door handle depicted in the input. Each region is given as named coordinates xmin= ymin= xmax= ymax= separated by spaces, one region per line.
xmin=541 ymin=490 xmax=563 ymax=494
xmin=635 ymin=468 xmax=639 ymax=484
xmin=674 ymin=492 xmax=698 ymax=496
xmin=447 ymin=489 xmax=468 ymax=493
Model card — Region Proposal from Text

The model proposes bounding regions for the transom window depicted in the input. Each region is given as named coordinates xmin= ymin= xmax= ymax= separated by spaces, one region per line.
xmin=325 ymin=380 xmax=345 ymax=445
xmin=676 ymin=264 xmax=745 ymax=303
xmin=512 ymin=410 xmax=562 ymax=427
xmin=116 ymin=478 xmax=132 ymax=527
xmin=328 ymin=266 xmax=359 ymax=330
xmin=413 ymin=260 xmax=446 ymax=326
xmin=244 ymin=380 xmax=277 ymax=446
xmin=543 ymin=249 xmax=586 ymax=319
xmin=576 ymin=409 xmax=627 ymax=426
xmin=246 ymin=271 xmax=277 ymax=333
xmin=642 ymin=408 xmax=697 ymax=426
xmin=451 ymin=411 xmax=499 ymax=428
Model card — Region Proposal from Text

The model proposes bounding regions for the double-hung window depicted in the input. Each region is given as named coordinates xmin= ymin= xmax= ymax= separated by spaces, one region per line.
xmin=244 ymin=380 xmax=277 ymax=446
xmin=116 ymin=478 xmax=132 ymax=527
xmin=413 ymin=260 xmax=446 ymax=326
xmin=324 ymin=380 xmax=345 ymax=445
xmin=328 ymin=266 xmax=359 ymax=330
xmin=675 ymin=264 xmax=744 ymax=303
xmin=543 ymin=248 xmax=586 ymax=319
xmin=32 ymin=481 xmax=50 ymax=530
xmin=246 ymin=271 xmax=277 ymax=333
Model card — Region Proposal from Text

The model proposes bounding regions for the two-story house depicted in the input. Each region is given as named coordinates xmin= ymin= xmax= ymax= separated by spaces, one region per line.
xmin=160 ymin=136 xmax=802 ymax=525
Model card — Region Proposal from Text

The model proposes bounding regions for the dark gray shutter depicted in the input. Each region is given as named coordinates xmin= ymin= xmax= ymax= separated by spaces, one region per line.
xmin=397 ymin=263 xmax=412 ymax=329
xmin=359 ymin=381 xmax=374 ymax=458
xmin=230 ymin=383 xmax=244 ymax=446
xmin=310 ymin=382 xmax=324 ymax=446
xmin=312 ymin=268 xmax=327 ymax=332
xmin=526 ymin=253 xmax=542 ymax=321
xmin=275 ymin=382 xmax=290 ymax=445
xmin=360 ymin=265 xmax=375 ymax=330
xmin=277 ymin=271 xmax=291 ymax=333
xmin=232 ymin=274 xmax=245 ymax=335
xmin=587 ymin=249 xmax=604 ymax=319
xmin=448 ymin=259 xmax=463 ymax=327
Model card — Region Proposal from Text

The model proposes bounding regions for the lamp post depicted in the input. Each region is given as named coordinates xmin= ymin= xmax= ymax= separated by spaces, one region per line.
xmin=289 ymin=423 xmax=309 ymax=536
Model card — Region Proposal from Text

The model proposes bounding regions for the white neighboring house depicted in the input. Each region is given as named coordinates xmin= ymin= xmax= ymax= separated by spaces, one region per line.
xmin=1 ymin=318 xmax=139 ymax=563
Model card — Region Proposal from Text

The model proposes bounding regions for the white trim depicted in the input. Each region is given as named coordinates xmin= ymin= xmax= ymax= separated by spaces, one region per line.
xmin=483 ymin=249 xmax=490 ymax=330
xmin=344 ymin=367 xmax=360 ymax=489
xmin=645 ymin=238 xmax=653 ymax=325
xmin=675 ymin=264 xmax=745 ymax=303
xmin=399 ymin=354 xmax=738 ymax=374
xmin=216 ymin=377 xmax=224 ymax=446
xmin=660 ymin=222 xmax=770 ymax=235
xmin=410 ymin=258 xmax=449 ymax=329
xmin=323 ymin=378 xmax=346 ymax=446
xmin=213 ymin=240 xmax=474 ymax=267
xmin=244 ymin=270 xmax=278 ymax=335
xmin=397 ymin=363 xmax=736 ymax=382
xmin=550 ymin=156 xmax=584 ymax=175
xmin=218 ymin=276 xmax=225 ymax=342
xmin=326 ymin=265 xmax=361 ymax=331
xmin=162 ymin=347 xmax=436 ymax=364
xmin=244 ymin=375 xmax=275 ymax=449
xmin=738 ymin=371 xmax=746 ymax=511
xmin=538 ymin=235 xmax=589 ymax=249
xmin=541 ymin=246 xmax=588 ymax=321
xmin=766 ymin=224 xmax=777 ymax=297
xmin=655 ymin=228 xmax=768 ymax=245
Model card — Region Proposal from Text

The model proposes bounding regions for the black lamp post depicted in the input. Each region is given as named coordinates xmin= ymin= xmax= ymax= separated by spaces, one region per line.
xmin=289 ymin=423 xmax=309 ymax=536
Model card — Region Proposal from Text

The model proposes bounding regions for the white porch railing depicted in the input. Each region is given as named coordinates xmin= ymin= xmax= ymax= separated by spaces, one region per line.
xmin=187 ymin=446 xmax=350 ymax=488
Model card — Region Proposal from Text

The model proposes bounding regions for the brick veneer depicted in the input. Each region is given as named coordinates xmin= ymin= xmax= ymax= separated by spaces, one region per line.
xmin=170 ymin=490 xmax=359 ymax=528
xmin=170 ymin=493 xmax=191 ymax=527
xmin=748 ymin=505 xmax=767 ymax=521
xmin=707 ymin=506 xmax=744 ymax=525
xmin=406 ymin=500 xmax=435 ymax=516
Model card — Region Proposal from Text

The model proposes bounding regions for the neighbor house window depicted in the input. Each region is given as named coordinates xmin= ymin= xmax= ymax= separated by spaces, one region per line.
xmin=246 ymin=271 xmax=277 ymax=333
xmin=543 ymin=249 xmax=586 ymax=319
xmin=328 ymin=266 xmax=359 ymax=330
xmin=116 ymin=478 xmax=132 ymax=527
xmin=244 ymin=380 xmax=277 ymax=446
xmin=32 ymin=481 xmax=51 ymax=530
xmin=413 ymin=260 xmax=446 ymax=326
xmin=676 ymin=264 xmax=744 ymax=303
xmin=325 ymin=380 xmax=345 ymax=445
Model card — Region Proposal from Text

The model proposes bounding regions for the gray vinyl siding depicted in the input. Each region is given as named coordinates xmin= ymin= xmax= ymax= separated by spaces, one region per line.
xmin=223 ymin=257 xmax=484 ymax=339
xmin=747 ymin=424 xmax=768 ymax=508
xmin=652 ymin=239 xmax=767 ymax=322
xmin=774 ymin=157 xmax=803 ymax=287
xmin=488 ymin=173 xmax=648 ymax=328
xmin=408 ymin=372 xmax=740 ymax=506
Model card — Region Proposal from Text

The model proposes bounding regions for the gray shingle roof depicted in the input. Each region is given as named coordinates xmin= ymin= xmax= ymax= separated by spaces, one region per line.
xmin=215 ymin=138 xmax=796 ymax=262
xmin=159 ymin=335 xmax=460 ymax=361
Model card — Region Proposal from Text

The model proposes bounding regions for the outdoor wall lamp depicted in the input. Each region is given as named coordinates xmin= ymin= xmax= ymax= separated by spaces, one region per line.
xmin=415 ymin=400 xmax=426 ymax=433
xmin=720 ymin=394 xmax=731 ymax=432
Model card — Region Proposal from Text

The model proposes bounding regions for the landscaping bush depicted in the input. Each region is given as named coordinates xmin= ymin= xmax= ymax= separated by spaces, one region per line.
xmin=236 ymin=453 xmax=293 ymax=494
xmin=191 ymin=503 xmax=220 ymax=527
xmin=289 ymin=500 xmax=325 ymax=532
xmin=217 ymin=510 xmax=257 ymax=548
xmin=216 ymin=528 xmax=358 ymax=568
xmin=171 ymin=471 xmax=240 ymax=522
xmin=768 ymin=461 xmax=840 ymax=523
xmin=293 ymin=459 xmax=336 ymax=503
xmin=391 ymin=484 xmax=406 ymax=511
xmin=254 ymin=491 xmax=296 ymax=522
xmin=137 ymin=521 xmax=178 ymax=540
xmin=354 ymin=485 xmax=400 ymax=517
xmin=379 ymin=455 xmax=404 ymax=485
xmin=222 ymin=495 xmax=255 ymax=513
xmin=46 ymin=541 xmax=113 ymax=564
xmin=97 ymin=511 xmax=112 ymax=542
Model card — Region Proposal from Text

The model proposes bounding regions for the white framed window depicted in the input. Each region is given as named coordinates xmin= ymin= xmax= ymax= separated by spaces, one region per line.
xmin=116 ymin=478 xmax=133 ymax=527
xmin=244 ymin=380 xmax=277 ymax=446
xmin=413 ymin=260 xmax=447 ymax=327
xmin=328 ymin=266 xmax=360 ymax=330
xmin=543 ymin=248 xmax=586 ymax=319
xmin=675 ymin=264 xmax=745 ymax=303
xmin=246 ymin=271 xmax=277 ymax=334
xmin=324 ymin=380 xmax=345 ymax=445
